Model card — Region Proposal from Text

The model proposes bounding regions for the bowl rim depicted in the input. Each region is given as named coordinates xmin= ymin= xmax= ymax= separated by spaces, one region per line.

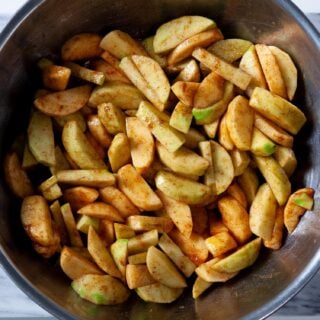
xmin=0 ymin=0 xmax=319 ymax=319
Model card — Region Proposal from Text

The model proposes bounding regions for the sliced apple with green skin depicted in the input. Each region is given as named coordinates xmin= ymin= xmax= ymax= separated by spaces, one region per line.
xmin=169 ymin=102 xmax=193 ymax=134
xmin=218 ymin=195 xmax=252 ymax=244
xmin=34 ymin=85 xmax=91 ymax=116
xmin=192 ymin=81 xmax=234 ymax=125
xmin=155 ymin=170 xmax=211 ymax=205
xmin=156 ymin=142 xmax=209 ymax=177
xmin=255 ymin=44 xmax=287 ymax=98
xmin=226 ymin=95 xmax=254 ymax=151
xmin=212 ymin=238 xmax=262 ymax=273
xmin=110 ymin=239 xmax=128 ymax=280
xmin=76 ymin=215 xmax=100 ymax=234
xmin=239 ymin=45 xmax=267 ymax=95
xmin=72 ymin=274 xmax=130 ymax=305
xmin=249 ymin=183 xmax=277 ymax=240
xmin=114 ymin=223 xmax=135 ymax=240
xmin=88 ymin=226 xmax=122 ymax=279
xmin=250 ymin=127 xmax=276 ymax=156
xmin=273 ymin=146 xmax=297 ymax=177
xmin=62 ymin=120 xmax=106 ymax=169
xmin=128 ymin=230 xmax=159 ymax=255
xmin=88 ymin=82 xmax=144 ymax=109
xmin=147 ymin=246 xmax=187 ymax=288
xmin=156 ymin=190 xmax=193 ymax=239
xmin=208 ymin=38 xmax=253 ymax=63
xmin=153 ymin=16 xmax=216 ymax=54
xmin=192 ymin=48 xmax=251 ymax=90
xmin=284 ymin=188 xmax=314 ymax=233
xmin=136 ymin=282 xmax=183 ymax=303
xmin=142 ymin=36 xmax=167 ymax=68
xmin=132 ymin=55 xmax=170 ymax=109
xmin=249 ymin=87 xmax=306 ymax=135
xmin=28 ymin=111 xmax=55 ymax=166
xmin=118 ymin=164 xmax=162 ymax=211
xmin=269 ymin=46 xmax=297 ymax=101
xmin=159 ymin=233 xmax=195 ymax=277
xmin=254 ymin=155 xmax=291 ymax=206
xmin=100 ymin=30 xmax=148 ymax=59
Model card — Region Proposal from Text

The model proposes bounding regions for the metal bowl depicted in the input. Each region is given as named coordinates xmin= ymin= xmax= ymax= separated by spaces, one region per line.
xmin=0 ymin=0 xmax=319 ymax=319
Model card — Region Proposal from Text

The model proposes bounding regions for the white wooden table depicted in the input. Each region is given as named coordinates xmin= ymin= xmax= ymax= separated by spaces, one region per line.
xmin=0 ymin=1 xmax=319 ymax=319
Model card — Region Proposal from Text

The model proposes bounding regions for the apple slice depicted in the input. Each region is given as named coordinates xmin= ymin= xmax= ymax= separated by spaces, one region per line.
xmin=238 ymin=167 xmax=259 ymax=205
xmin=171 ymin=81 xmax=199 ymax=107
xmin=78 ymin=202 xmax=124 ymax=222
xmin=126 ymin=264 xmax=156 ymax=289
xmin=34 ymin=85 xmax=91 ymax=116
xmin=147 ymin=246 xmax=187 ymax=288
xmin=127 ymin=216 xmax=174 ymax=234
xmin=230 ymin=149 xmax=250 ymax=177
xmin=100 ymin=30 xmax=147 ymax=59
xmin=273 ymin=146 xmax=297 ymax=177
xmin=142 ymin=36 xmax=167 ymax=68
xmin=136 ymin=283 xmax=183 ymax=303
xmin=156 ymin=190 xmax=193 ymax=239
xmin=128 ymin=230 xmax=159 ymax=255
xmin=269 ymin=46 xmax=297 ymax=101
xmin=255 ymin=44 xmax=287 ymax=98
xmin=250 ymin=127 xmax=276 ymax=156
xmin=108 ymin=133 xmax=131 ymax=172
xmin=118 ymin=164 xmax=162 ymax=211
xmin=62 ymin=120 xmax=106 ymax=169
xmin=174 ymin=59 xmax=200 ymax=83
xmin=192 ymin=276 xmax=213 ymax=299
xmin=126 ymin=117 xmax=155 ymax=174
xmin=167 ymin=28 xmax=223 ymax=65
xmin=153 ymin=15 xmax=216 ymax=54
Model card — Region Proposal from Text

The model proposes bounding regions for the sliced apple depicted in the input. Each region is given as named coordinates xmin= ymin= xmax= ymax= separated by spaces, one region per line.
xmin=110 ymin=239 xmax=128 ymax=280
xmin=269 ymin=46 xmax=297 ymax=101
xmin=62 ymin=120 xmax=106 ymax=169
xmin=78 ymin=202 xmax=124 ymax=222
xmin=255 ymin=44 xmax=287 ymax=98
xmin=142 ymin=36 xmax=167 ymax=68
xmin=126 ymin=264 xmax=157 ymax=289
xmin=205 ymin=232 xmax=237 ymax=257
xmin=218 ymin=113 xmax=234 ymax=151
xmin=192 ymin=276 xmax=213 ymax=299
xmin=100 ymin=30 xmax=147 ymax=58
xmin=230 ymin=149 xmax=250 ymax=177
xmin=107 ymin=133 xmax=131 ymax=172
xmin=127 ymin=216 xmax=174 ymax=234
xmin=237 ymin=166 xmax=259 ymax=205
xmin=167 ymin=28 xmax=223 ymax=65
xmin=156 ymin=190 xmax=193 ymax=239
xmin=136 ymin=283 xmax=183 ymax=303
xmin=169 ymin=102 xmax=193 ymax=134
xmin=250 ymin=127 xmax=276 ymax=156
xmin=128 ymin=229 xmax=159 ymax=255
xmin=64 ymin=186 xmax=99 ymax=211
xmin=153 ymin=16 xmax=216 ymax=54
xmin=249 ymin=87 xmax=306 ymax=135
xmin=174 ymin=59 xmax=200 ymax=83
xmin=34 ymin=85 xmax=91 ymax=116
xmin=227 ymin=182 xmax=248 ymax=209
xmin=171 ymin=81 xmax=199 ymax=107
xmin=118 ymin=164 xmax=162 ymax=211
xmin=126 ymin=117 xmax=154 ymax=174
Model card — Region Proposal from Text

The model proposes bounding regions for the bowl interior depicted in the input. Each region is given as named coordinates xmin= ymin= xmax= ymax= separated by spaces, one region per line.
xmin=0 ymin=0 xmax=319 ymax=319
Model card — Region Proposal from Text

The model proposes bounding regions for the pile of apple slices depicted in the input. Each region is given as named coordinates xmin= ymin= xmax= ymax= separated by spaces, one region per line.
xmin=4 ymin=15 xmax=315 ymax=305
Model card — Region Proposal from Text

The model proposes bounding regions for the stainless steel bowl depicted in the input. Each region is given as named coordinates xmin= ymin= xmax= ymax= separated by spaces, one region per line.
xmin=0 ymin=0 xmax=319 ymax=319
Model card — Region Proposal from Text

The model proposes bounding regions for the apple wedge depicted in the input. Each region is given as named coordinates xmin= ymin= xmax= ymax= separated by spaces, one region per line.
xmin=250 ymin=127 xmax=276 ymax=156
xmin=98 ymin=102 xmax=126 ymax=135
xmin=72 ymin=274 xmax=130 ymax=305
xmin=218 ymin=113 xmax=234 ymax=150
xmin=60 ymin=246 xmax=103 ymax=280
xmin=153 ymin=15 xmax=216 ymax=54
xmin=126 ymin=264 xmax=156 ymax=289
xmin=255 ymin=44 xmax=287 ymax=98
xmin=171 ymin=81 xmax=199 ymax=107
xmin=110 ymin=239 xmax=128 ymax=280
xmin=249 ymin=183 xmax=277 ymax=240
xmin=218 ymin=195 xmax=252 ymax=244
xmin=269 ymin=46 xmax=297 ymax=101
xmin=128 ymin=230 xmax=159 ymax=255
xmin=273 ymin=146 xmax=297 ymax=177
xmin=192 ymin=48 xmax=251 ymax=90
xmin=118 ymin=164 xmax=162 ymax=211
xmin=208 ymin=38 xmax=253 ymax=63
xmin=62 ymin=120 xmax=106 ymax=169
xmin=147 ymin=246 xmax=187 ymax=288
xmin=194 ymin=72 xmax=225 ymax=109
xmin=4 ymin=152 xmax=34 ymax=198
xmin=174 ymin=59 xmax=200 ymax=83
xmin=156 ymin=190 xmax=193 ymax=239
xmin=264 ymin=206 xmax=285 ymax=250
xmin=226 ymin=95 xmax=254 ymax=151
xmin=227 ymin=183 xmax=248 ymax=209
xmin=156 ymin=142 xmax=209 ymax=177
xmin=212 ymin=238 xmax=262 ymax=273
xmin=167 ymin=28 xmax=223 ymax=65
xmin=108 ymin=133 xmax=131 ymax=172
xmin=28 ymin=111 xmax=55 ymax=166
xmin=88 ymin=226 xmax=121 ymax=279
xmin=126 ymin=117 xmax=155 ymax=174
xmin=128 ymin=252 xmax=147 ymax=265
xmin=76 ymin=215 xmax=99 ymax=234
xmin=89 ymin=82 xmax=144 ymax=109
xmin=169 ymin=102 xmax=193 ymax=134
xmin=100 ymin=30 xmax=147 ymax=58
xmin=230 ymin=149 xmax=250 ymax=177
xmin=203 ymin=119 xmax=219 ymax=138
xmin=192 ymin=277 xmax=213 ymax=299
xmin=205 ymin=232 xmax=237 ymax=257
xmin=63 ymin=186 xmax=99 ymax=211
xmin=238 ymin=166 xmax=259 ymax=205
xmin=61 ymin=33 xmax=102 ymax=61
xmin=159 ymin=233 xmax=196 ymax=277
xmin=239 ymin=45 xmax=267 ymax=94
xmin=78 ymin=202 xmax=124 ymax=222
xmin=249 ymin=87 xmax=306 ymax=135
xmin=34 ymin=85 xmax=91 ymax=116
xmin=254 ymin=155 xmax=291 ymax=205
xmin=155 ymin=170 xmax=211 ymax=205
xmin=136 ymin=283 xmax=183 ymax=303
xmin=127 ymin=216 xmax=174 ymax=234
xmin=142 ymin=36 xmax=167 ymax=68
